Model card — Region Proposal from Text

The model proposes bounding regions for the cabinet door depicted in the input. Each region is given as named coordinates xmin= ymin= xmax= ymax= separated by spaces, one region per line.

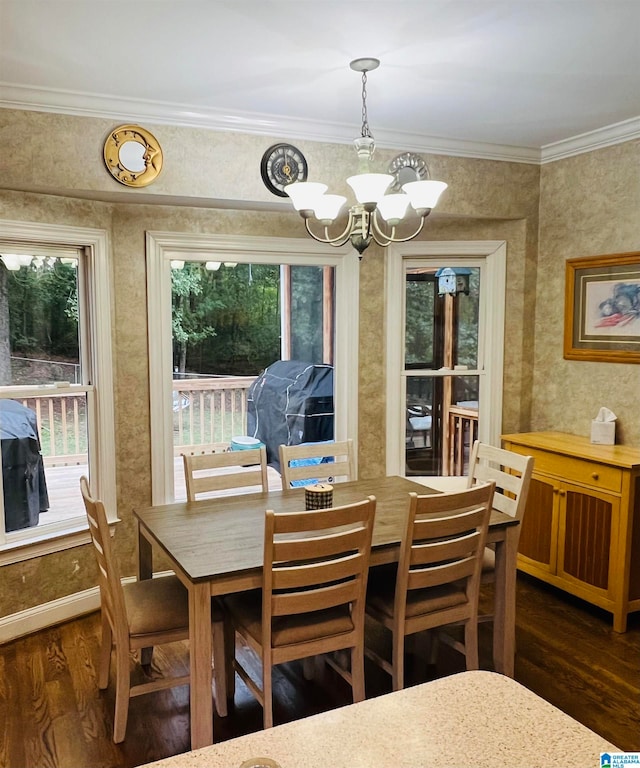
xmin=557 ymin=482 xmax=619 ymax=595
xmin=518 ymin=474 xmax=558 ymax=572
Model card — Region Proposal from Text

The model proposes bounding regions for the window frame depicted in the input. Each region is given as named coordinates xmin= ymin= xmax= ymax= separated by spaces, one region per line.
xmin=385 ymin=240 xmax=506 ymax=476
xmin=146 ymin=231 xmax=359 ymax=505
xmin=0 ymin=220 xmax=116 ymax=564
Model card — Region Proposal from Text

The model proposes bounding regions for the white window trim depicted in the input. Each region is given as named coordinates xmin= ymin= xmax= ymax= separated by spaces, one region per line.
xmin=146 ymin=231 xmax=359 ymax=505
xmin=385 ymin=240 xmax=506 ymax=476
xmin=0 ymin=220 xmax=116 ymax=564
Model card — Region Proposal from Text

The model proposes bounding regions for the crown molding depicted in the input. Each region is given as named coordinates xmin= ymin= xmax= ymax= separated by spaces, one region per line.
xmin=0 ymin=82 xmax=540 ymax=164
xmin=541 ymin=115 xmax=640 ymax=163
xmin=1 ymin=82 xmax=638 ymax=166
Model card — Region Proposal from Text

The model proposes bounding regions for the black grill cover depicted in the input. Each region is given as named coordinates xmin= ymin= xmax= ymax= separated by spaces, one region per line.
xmin=246 ymin=361 xmax=334 ymax=468
xmin=1 ymin=399 xmax=49 ymax=532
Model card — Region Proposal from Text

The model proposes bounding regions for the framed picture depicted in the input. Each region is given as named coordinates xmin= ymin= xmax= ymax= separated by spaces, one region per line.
xmin=564 ymin=252 xmax=640 ymax=363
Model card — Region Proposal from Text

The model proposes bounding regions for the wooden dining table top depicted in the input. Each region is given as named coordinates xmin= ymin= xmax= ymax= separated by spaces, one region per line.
xmin=134 ymin=474 xmax=518 ymax=586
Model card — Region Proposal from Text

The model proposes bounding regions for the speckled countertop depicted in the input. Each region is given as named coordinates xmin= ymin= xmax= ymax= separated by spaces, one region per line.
xmin=142 ymin=670 xmax=618 ymax=768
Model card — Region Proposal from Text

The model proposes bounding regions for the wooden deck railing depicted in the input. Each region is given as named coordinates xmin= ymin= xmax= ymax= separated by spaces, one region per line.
xmin=172 ymin=376 xmax=256 ymax=454
xmin=17 ymin=392 xmax=88 ymax=467
xmin=13 ymin=376 xmax=257 ymax=467
xmin=445 ymin=404 xmax=479 ymax=476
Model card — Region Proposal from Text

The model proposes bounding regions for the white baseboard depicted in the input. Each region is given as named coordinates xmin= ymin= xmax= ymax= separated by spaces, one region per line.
xmin=0 ymin=586 xmax=101 ymax=645
xmin=0 ymin=572 xmax=171 ymax=645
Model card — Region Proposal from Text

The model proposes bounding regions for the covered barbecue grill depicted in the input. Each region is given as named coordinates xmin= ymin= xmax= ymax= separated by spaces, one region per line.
xmin=246 ymin=361 xmax=334 ymax=469
xmin=0 ymin=399 xmax=49 ymax=531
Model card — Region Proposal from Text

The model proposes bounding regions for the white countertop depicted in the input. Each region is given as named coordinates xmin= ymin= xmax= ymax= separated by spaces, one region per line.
xmin=142 ymin=670 xmax=618 ymax=768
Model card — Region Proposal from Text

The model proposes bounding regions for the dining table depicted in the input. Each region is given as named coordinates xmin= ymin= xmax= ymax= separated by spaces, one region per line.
xmin=133 ymin=474 xmax=520 ymax=750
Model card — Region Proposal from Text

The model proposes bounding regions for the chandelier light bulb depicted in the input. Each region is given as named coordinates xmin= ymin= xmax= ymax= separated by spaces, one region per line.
xmin=347 ymin=173 xmax=393 ymax=205
xmin=284 ymin=181 xmax=327 ymax=211
xmin=313 ymin=194 xmax=347 ymax=222
xmin=402 ymin=180 xmax=448 ymax=212
xmin=377 ymin=193 xmax=411 ymax=224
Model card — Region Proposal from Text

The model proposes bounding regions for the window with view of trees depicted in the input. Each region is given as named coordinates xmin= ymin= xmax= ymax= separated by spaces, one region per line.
xmin=404 ymin=265 xmax=481 ymax=477
xmin=0 ymin=229 xmax=115 ymax=549
xmin=146 ymin=232 xmax=357 ymax=507
xmin=168 ymin=259 xmax=336 ymax=499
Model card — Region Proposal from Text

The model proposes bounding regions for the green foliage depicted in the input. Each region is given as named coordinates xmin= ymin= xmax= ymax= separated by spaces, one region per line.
xmin=456 ymin=269 xmax=480 ymax=368
xmin=171 ymin=265 xmax=218 ymax=361
xmin=7 ymin=259 xmax=79 ymax=358
xmin=173 ymin=262 xmax=281 ymax=375
xmin=289 ymin=266 xmax=324 ymax=363
xmin=405 ymin=277 xmax=436 ymax=367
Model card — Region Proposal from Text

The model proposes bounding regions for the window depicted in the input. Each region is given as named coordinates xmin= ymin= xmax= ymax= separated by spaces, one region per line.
xmin=0 ymin=221 xmax=115 ymax=563
xmin=146 ymin=232 xmax=359 ymax=505
xmin=386 ymin=241 xmax=506 ymax=478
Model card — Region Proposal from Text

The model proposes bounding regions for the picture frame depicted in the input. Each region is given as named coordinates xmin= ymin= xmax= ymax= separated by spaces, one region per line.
xmin=564 ymin=252 xmax=640 ymax=364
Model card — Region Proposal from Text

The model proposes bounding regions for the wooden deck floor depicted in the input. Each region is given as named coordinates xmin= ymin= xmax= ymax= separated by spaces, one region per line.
xmin=32 ymin=458 xmax=283 ymax=529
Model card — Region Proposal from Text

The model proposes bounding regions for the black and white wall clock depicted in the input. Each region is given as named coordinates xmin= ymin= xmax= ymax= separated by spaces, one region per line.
xmin=260 ymin=143 xmax=308 ymax=197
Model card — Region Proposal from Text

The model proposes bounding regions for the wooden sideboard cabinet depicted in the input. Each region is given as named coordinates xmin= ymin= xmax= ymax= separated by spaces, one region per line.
xmin=501 ymin=431 xmax=640 ymax=632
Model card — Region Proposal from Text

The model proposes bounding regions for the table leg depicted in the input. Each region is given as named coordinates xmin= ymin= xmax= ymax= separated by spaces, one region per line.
xmin=189 ymin=582 xmax=214 ymax=749
xmin=137 ymin=524 xmax=153 ymax=581
xmin=492 ymin=526 xmax=518 ymax=677
xmin=137 ymin=524 xmax=153 ymax=665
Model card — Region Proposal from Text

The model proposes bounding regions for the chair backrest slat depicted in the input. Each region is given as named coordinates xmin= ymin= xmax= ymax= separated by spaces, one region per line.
xmin=279 ymin=439 xmax=355 ymax=489
xmin=468 ymin=441 xmax=534 ymax=522
xmin=272 ymin=577 xmax=362 ymax=616
xmin=273 ymin=526 xmax=367 ymax=562
xmin=412 ymin=507 xmax=487 ymax=540
xmin=407 ymin=555 xmax=477 ymax=591
xmin=410 ymin=529 xmax=483 ymax=566
xmin=273 ymin=551 xmax=364 ymax=591
xmin=183 ymin=446 xmax=269 ymax=500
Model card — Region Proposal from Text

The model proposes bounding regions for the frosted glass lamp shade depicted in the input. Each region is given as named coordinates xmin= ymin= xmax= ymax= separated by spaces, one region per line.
xmin=313 ymin=194 xmax=347 ymax=222
xmin=377 ymin=193 xmax=411 ymax=223
xmin=205 ymin=261 xmax=221 ymax=270
xmin=402 ymin=180 xmax=448 ymax=211
xmin=347 ymin=173 xmax=393 ymax=204
xmin=2 ymin=253 xmax=33 ymax=272
xmin=284 ymin=182 xmax=328 ymax=211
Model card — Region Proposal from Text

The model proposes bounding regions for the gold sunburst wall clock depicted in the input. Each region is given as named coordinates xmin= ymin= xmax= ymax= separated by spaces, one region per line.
xmin=103 ymin=124 xmax=163 ymax=187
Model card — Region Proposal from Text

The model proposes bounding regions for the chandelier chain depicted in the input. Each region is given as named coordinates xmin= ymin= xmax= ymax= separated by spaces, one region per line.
xmin=360 ymin=71 xmax=373 ymax=139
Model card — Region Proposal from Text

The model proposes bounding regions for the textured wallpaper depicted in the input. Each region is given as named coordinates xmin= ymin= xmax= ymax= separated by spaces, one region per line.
xmin=534 ymin=140 xmax=640 ymax=445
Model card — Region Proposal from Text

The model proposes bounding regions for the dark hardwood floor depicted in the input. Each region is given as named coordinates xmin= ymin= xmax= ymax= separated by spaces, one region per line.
xmin=1 ymin=573 xmax=638 ymax=768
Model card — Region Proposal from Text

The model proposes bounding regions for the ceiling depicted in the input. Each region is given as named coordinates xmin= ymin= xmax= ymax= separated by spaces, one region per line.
xmin=2 ymin=0 xmax=640 ymax=163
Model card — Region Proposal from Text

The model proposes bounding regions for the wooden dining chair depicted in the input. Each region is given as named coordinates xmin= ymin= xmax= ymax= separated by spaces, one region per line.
xmin=411 ymin=440 xmax=534 ymax=603
xmin=279 ymin=439 xmax=355 ymax=489
xmin=79 ymin=476 xmax=229 ymax=742
xmin=364 ymin=482 xmax=495 ymax=691
xmin=182 ymin=445 xmax=269 ymax=500
xmin=224 ymin=495 xmax=376 ymax=728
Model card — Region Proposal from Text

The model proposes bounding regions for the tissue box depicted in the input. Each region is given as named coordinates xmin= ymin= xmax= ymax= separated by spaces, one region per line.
xmin=591 ymin=420 xmax=615 ymax=445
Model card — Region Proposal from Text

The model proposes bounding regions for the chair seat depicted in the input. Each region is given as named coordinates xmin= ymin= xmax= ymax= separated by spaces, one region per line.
xmin=225 ymin=590 xmax=354 ymax=648
xmin=125 ymin=575 xmax=225 ymax=637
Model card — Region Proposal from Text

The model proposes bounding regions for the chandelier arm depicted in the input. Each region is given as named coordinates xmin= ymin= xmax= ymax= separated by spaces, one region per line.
xmin=370 ymin=210 xmax=430 ymax=246
xmin=303 ymin=211 xmax=355 ymax=247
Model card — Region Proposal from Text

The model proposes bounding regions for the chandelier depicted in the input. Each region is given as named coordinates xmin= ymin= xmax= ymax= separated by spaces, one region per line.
xmin=284 ymin=58 xmax=448 ymax=256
